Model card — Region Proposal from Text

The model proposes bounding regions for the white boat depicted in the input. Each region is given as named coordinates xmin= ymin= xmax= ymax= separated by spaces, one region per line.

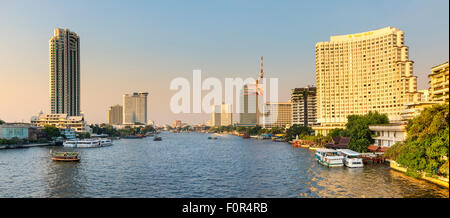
xmin=99 ymin=138 xmax=113 ymax=146
xmin=315 ymin=149 xmax=344 ymax=167
xmin=63 ymin=138 xmax=111 ymax=148
xmin=337 ymin=149 xmax=364 ymax=168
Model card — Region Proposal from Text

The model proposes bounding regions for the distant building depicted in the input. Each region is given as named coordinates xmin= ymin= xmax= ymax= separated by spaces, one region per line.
xmin=211 ymin=105 xmax=221 ymax=127
xmin=123 ymin=92 xmax=149 ymax=125
xmin=211 ymin=104 xmax=233 ymax=127
xmin=314 ymin=27 xmax=418 ymax=136
xmin=172 ymin=120 xmax=182 ymax=129
xmin=31 ymin=113 xmax=89 ymax=133
xmin=239 ymin=56 xmax=265 ymax=127
xmin=429 ymin=62 xmax=449 ymax=103
xmin=262 ymin=102 xmax=292 ymax=129
xmin=49 ymin=28 xmax=81 ymax=116
xmin=239 ymin=84 xmax=260 ymax=126
xmin=0 ymin=125 xmax=30 ymax=139
xmin=369 ymin=123 xmax=407 ymax=147
xmin=291 ymin=86 xmax=317 ymax=127
xmin=108 ymin=105 xmax=123 ymax=125
xmin=220 ymin=104 xmax=233 ymax=126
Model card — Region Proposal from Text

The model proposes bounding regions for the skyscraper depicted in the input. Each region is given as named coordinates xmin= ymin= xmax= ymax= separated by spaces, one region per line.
xmin=123 ymin=92 xmax=149 ymax=125
xmin=291 ymin=86 xmax=317 ymax=127
xmin=211 ymin=105 xmax=221 ymax=127
xmin=314 ymin=27 xmax=418 ymax=136
xmin=49 ymin=28 xmax=80 ymax=116
xmin=239 ymin=57 xmax=264 ymax=126
xmin=108 ymin=105 xmax=123 ymax=125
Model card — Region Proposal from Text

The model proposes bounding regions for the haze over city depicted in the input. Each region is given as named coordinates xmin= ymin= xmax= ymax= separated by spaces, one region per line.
xmin=0 ymin=0 xmax=448 ymax=125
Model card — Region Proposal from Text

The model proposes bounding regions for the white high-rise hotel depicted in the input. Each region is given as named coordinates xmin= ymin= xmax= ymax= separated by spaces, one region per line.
xmin=313 ymin=27 xmax=418 ymax=136
xmin=49 ymin=28 xmax=81 ymax=116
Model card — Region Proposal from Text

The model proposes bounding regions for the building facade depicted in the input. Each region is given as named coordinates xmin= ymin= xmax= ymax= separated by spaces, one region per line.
xmin=220 ymin=104 xmax=233 ymax=126
xmin=108 ymin=105 xmax=123 ymax=125
xmin=211 ymin=105 xmax=222 ymax=127
xmin=49 ymin=28 xmax=81 ymax=116
xmin=31 ymin=113 xmax=89 ymax=133
xmin=123 ymin=92 xmax=149 ymax=125
xmin=314 ymin=27 xmax=418 ymax=136
xmin=369 ymin=123 xmax=407 ymax=147
xmin=262 ymin=102 xmax=292 ymax=129
xmin=291 ymin=86 xmax=317 ymax=127
xmin=212 ymin=104 xmax=233 ymax=127
xmin=429 ymin=62 xmax=449 ymax=103
xmin=0 ymin=125 xmax=33 ymax=139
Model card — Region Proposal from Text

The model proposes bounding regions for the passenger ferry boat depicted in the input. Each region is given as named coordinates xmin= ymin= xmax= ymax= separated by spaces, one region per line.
xmin=51 ymin=151 xmax=80 ymax=162
xmin=63 ymin=138 xmax=112 ymax=148
xmin=314 ymin=149 xmax=344 ymax=167
xmin=337 ymin=149 xmax=364 ymax=168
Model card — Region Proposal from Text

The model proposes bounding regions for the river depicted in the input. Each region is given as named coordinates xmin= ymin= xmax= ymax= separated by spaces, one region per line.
xmin=0 ymin=132 xmax=447 ymax=198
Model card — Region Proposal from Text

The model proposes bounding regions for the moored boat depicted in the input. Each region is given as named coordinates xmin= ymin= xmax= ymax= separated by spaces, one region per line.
xmin=315 ymin=149 xmax=344 ymax=167
xmin=337 ymin=149 xmax=364 ymax=168
xmin=154 ymin=136 xmax=162 ymax=141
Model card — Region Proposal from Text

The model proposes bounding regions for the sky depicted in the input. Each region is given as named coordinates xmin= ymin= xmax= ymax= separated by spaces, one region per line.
xmin=0 ymin=0 xmax=448 ymax=125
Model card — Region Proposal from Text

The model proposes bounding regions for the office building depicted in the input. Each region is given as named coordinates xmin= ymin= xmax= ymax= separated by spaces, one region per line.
xmin=108 ymin=105 xmax=123 ymax=125
xmin=291 ymin=86 xmax=317 ymax=127
xmin=262 ymin=102 xmax=292 ymax=129
xmin=123 ymin=92 xmax=149 ymax=125
xmin=49 ymin=28 xmax=81 ymax=116
xmin=314 ymin=27 xmax=418 ymax=136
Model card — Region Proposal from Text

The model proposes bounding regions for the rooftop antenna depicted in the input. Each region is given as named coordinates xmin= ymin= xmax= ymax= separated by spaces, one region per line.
xmin=259 ymin=56 xmax=264 ymax=79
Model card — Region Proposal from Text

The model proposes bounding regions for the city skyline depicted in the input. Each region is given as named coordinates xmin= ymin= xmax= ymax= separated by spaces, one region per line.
xmin=0 ymin=0 xmax=448 ymax=125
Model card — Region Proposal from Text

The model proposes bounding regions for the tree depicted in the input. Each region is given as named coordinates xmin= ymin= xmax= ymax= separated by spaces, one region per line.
xmin=0 ymin=119 xmax=5 ymax=125
xmin=345 ymin=111 xmax=389 ymax=152
xmin=41 ymin=125 xmax=61 ymax=140
xmin=385 ymin=104 xmax=449 ymax=177
xmin=328 ymin=128 xmax=349 ymax=138
xmin=285 ymin=124 xmax=312 ymax=141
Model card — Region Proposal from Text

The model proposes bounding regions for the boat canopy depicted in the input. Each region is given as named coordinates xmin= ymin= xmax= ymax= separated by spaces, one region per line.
xmin=336 ymin=149 xmax=361 ymax=156
xmin=316 ymin=148 xmax=338 ymax=153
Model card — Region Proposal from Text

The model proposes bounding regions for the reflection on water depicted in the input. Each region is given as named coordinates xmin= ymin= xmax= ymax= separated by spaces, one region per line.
xmin=0 ymin=132 xmax=448 ymax=198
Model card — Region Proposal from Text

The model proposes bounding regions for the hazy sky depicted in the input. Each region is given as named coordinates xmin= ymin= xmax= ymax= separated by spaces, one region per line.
xmin=0 ymin=0 xmax=448 ymax=125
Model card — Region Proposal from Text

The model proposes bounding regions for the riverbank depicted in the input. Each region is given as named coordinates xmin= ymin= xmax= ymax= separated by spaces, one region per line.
xmin=388 ymin=160 xmax=449 ymax=188
xmin=0 ymin=143 xmax=52 ymax=150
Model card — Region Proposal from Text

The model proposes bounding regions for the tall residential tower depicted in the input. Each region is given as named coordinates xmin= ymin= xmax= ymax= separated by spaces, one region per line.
xmin=49 ymin=28 xmax=81 ymax=116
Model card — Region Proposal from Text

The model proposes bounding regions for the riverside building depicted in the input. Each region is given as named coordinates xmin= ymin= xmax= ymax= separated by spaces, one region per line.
xmin=313 ymin=27 xmax=418 ymax=136
xmin=291 ymin=86 xmax=317 ymax=127
xmin=49 ymin=28 xmax=81 ymax=116
xmin=262 ymin=102 xmax=292 ymax=129
xmin=123 ymin=92 xmax=149 ymax=125
xmin=31 ymin=113 xmax=90 ymax=133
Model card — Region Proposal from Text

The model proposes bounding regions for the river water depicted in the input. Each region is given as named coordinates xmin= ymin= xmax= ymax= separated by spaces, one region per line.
xmin=0 ymin=132 xmax=447 ymax=198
